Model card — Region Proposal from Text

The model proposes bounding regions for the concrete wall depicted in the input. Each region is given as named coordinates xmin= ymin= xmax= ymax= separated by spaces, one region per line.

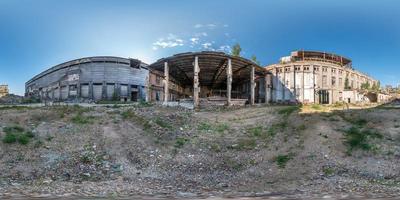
xmin=26 ymin=57 xmax=148 ymax=102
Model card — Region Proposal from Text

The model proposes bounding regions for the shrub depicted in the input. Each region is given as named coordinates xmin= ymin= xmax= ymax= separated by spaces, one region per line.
xmin=3 ymin=126 xmax=24 ymax=134
xmin=17 ymin=134 xmax=30 ymax=145
xmin=274 ymin=154 xmax=292 ymax=168
xmin=3 ymin=133 xmax=17 ymax=143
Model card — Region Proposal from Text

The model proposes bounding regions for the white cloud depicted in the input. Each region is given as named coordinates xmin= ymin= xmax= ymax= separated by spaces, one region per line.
xmin=223 ymin=24 xmax=229 ymax=28
xmin=190 ymin=37 xmax=199 ymax=44
xmin=194 ymin=24 xmax=203 ymax=28
xmin=218 ymin=45 xmax=231 ymax=53
xmin=152 ymin=34 xmax=185 ymax=50
xmin=201 ymin=42 xmax=215 ymax=50
xmin=194 ymin=32 xmax=208 ymax=37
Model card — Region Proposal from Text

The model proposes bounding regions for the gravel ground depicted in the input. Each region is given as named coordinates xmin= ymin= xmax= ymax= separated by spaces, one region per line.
xmin=0 ymin=103 xmax=399 ymax=198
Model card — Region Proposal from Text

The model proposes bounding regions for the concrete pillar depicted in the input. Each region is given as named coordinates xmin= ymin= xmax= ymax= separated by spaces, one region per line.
xmin=226 ymin=58 xmax=232 ymax=106
xmin=250 ymin=66 xmax=255 ymax=105
xmin=193 ymin=56 xmax=200 ymax=108
xmin=89 ymin=81 xmax=93 ymax=100
xmin=145 ymin=75 xmax=151 ymax=102
xmin=164 ymin=61 xmax=169 ymax=103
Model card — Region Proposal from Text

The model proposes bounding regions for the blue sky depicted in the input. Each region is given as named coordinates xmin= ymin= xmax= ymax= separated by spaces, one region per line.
xmin=0 ymin=0 xmax=399 ymax=95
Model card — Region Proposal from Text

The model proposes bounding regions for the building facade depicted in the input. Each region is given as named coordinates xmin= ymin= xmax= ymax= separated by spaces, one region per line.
xmin=25 ymin=56 xmax=148 ymax=102
xmin=266 ymin=51 xmax=378 ymax=104
xmin=0 ymin=85 xmax=9 ymax=98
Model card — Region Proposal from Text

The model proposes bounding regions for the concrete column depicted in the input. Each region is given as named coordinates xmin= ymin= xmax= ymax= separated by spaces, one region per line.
xmin=292 ymin=65 xmax=296 ymax=102
xmin=226 ymin=58 xmax=232 ymax=106
xmin=250 ymin=66 xmax=255 ymax=105
xmin=302 ymin=65 xmax=305 ymax=103
xmin=89 ymin=81 xmax=93 ymax=100
xmin=164 ymin=61 xmax=169 ymax=103
xmin=145 ymin=75 xmax=151 ymax=102
xmin=193 ymin=56 xmax=200 ymax=108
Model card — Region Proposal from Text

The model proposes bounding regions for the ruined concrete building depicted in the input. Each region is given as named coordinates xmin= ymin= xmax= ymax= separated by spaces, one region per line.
xmin=0 ymin=85 xmax=9 ymax=98
xmin=147 ymin=51 xmax=268 ymax=109
xmin=25 ymin=56 xmax=148 ymax=102
xmin=266 ymin=51 xmax=382 ymax=104
xmin=25 ymin=50 xmax=390 ymax=107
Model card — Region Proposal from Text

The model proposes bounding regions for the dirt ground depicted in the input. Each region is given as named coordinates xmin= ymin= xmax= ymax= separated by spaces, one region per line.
xmin=0 ymin=102 xmax=399 ymax=198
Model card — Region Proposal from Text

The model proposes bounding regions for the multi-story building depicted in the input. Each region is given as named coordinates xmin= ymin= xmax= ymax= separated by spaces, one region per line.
xmin=266 ymin=51 xmax=378 ymax=104
xmin=0 ymin=85 xmax=9 ymax=98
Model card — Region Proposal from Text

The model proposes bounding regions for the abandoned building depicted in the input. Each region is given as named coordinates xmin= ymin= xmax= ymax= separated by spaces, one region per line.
xmin=25 ymin=56 xmax=148 ymax=102
xmin=147 ymin=51 xmax=269 ymax=109
xmin=265 ymin=51 xmax=380 ymax=104
xmin=0 ymin=85 xmax=9 ymax=98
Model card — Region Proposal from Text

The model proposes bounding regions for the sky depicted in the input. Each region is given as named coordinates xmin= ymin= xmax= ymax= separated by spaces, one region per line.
xmin=0 ymin=0 xmax=399 ymax=95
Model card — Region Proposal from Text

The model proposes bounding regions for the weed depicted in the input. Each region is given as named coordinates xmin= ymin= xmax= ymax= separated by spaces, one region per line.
xmin=323 ymin=167 xmax=335 ymax=176
xmin=274 ymin=154 xmax=292 ymax=168
xmin=248 ymin=126 xmax=263 ymax=137
xmin=34 ymin=140 xmax=44 ymax=148
xmin=3 ymin=125 xmax=24 ymax=134
xmin=174 ymin=137 xmax=189 ymax=148
xmin=198 ymin=122 xmax=212 ymax=132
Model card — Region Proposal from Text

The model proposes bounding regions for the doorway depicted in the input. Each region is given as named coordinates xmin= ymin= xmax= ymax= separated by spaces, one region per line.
xmin=319 ymin=90 xmax=329 ymax=104
xmin=131 ymin=91 xmax=138 ymax=102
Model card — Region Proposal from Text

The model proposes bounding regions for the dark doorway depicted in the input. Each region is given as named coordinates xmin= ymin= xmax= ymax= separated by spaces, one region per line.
xmin=131 ymin=91 xmax=138 ymax=102
xmin=319 ymin=90 xmax=329 ymax=104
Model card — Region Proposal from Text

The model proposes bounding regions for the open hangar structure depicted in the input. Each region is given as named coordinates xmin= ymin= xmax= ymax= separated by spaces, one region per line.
xmin=266 ymin=50 xmax=380 ymax=104
xmin=25 ymin=56 xmax=149 ymax=102
xmin=146 ymin=51 xmax=271 ymax=109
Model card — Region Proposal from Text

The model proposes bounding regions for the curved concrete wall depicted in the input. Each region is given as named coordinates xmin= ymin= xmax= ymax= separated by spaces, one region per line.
xmin=26 ymin=56 xmax=149 ymax=102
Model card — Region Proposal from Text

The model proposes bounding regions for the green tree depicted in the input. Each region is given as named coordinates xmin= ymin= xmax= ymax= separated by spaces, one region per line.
xmin=361 ymin=82 xmax=370 ymax=90
xmin=231 ymin=43 xmax=242 ymax=57
xmin=251 ymin=55 xmax=261 ymax=65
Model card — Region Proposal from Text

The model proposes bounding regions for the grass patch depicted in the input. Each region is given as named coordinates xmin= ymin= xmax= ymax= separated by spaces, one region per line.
xmin=71 ymin=115 xmax=94 ymax=124
xmin=2 ymin=125 xmax=34 ymax=145
xmin=278 ymin=106 xmax=299 ymax=117
xmin=197 ymin=122 xmax=229 ymax=133
xmin=343 ymin=126 xmax=383 ymax=155
xmin=121 ymin=109 xmax=151 ymax=131
xmin=311 ymin=104 xmax=323 ymax=110
xmin=155 ymin=117 xmax=173 ymax=130
xmin=274 ymin=154 xmax=292 ymax=168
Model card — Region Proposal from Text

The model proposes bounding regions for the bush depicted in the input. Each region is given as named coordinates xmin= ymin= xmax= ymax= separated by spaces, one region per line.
xmin=274 ymin=154 xmax=292 ymax=168
xmin=3 ymin=133 xmax=17 ymax=143
xmin=17 ymin=134 xmax=30 ymax=145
